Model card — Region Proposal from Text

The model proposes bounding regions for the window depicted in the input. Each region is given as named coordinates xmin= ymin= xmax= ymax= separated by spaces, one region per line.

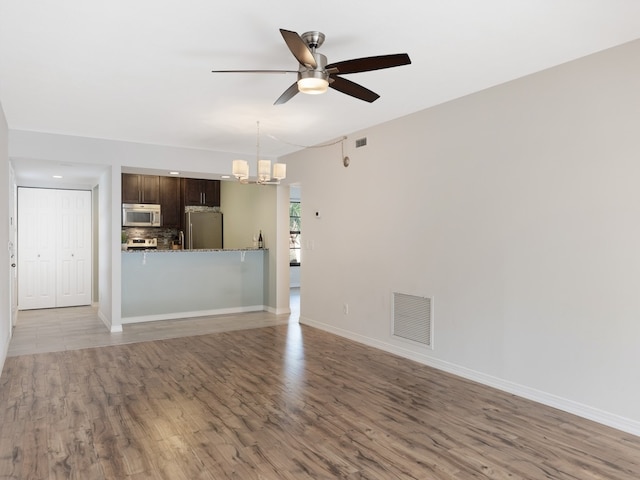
xmin=289 ymin=201 xmax=301 ymax=266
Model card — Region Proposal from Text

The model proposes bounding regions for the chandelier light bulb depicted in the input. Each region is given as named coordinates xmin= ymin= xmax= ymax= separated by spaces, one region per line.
xmin=273 ymin=163 xmax=286 ymax=180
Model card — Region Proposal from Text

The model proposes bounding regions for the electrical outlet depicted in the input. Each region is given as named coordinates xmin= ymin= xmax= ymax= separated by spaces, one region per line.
xmin=343 ymin=303 xmax=349 ymax=315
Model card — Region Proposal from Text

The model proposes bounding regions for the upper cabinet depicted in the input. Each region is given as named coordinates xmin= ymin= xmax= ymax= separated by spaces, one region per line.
xmin=182 ymin=178 xmax=220 ymax=207
xmin=121 ymin=174 xmax=220 ymax=228
xmin=122 ymin=174 xmax=160 ymax=204
xmin=159 ymin=176 xmax=181 ymax=228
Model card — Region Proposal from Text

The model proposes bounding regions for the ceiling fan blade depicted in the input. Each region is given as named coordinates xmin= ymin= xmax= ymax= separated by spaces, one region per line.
xmin=211 ymin=69 xmax=297 ymax=74
xmin=274 ymin=82 xmax=300 ymax=105
xmin=325 ymin=53 xmax=411 ymax=74
xmin=329 ymin=76 xmax=380 ymax=103
xmin=279 ymin=29 xmax=317 ymax=68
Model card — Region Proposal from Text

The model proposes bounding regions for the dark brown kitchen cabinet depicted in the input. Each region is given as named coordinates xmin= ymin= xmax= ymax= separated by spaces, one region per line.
xmin=121 ymin=174 xmax=160 ymax=204
xmin=159 ymin=176 xmax=181 ymax=227
xmin=182 ymin=178 xmax=220 ymax=207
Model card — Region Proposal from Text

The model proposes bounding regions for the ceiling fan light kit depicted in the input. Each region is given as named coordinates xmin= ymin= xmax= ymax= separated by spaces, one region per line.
xmin=297 ymin=73 xmax=329 ymax=94
xmin=297 ymin=49 xmax=329 ymax=94
xmin=212 ymin=28 xmax=411 ymax=104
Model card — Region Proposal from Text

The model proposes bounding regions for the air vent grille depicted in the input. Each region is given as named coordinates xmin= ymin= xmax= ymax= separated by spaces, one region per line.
xmin=355 ymin=137 xmax=367 ymax=148
xmin=392 ymin=293 xmax=432 ymax=347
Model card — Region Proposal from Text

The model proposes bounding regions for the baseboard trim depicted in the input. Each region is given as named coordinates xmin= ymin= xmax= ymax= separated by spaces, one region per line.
xmin=299 ymin=316 xmax=640 ymax=438
xmin=97 ymin=309 xmax=122 ymax=333
xmin=267 ymin=305 xmax=291 ymax=315
xmin=0 ymin=332 xmax=10 ymax=376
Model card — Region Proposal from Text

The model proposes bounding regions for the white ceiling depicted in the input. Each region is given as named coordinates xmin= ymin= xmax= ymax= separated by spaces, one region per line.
xmin=2 ymin=1 xmax=640 ymax=184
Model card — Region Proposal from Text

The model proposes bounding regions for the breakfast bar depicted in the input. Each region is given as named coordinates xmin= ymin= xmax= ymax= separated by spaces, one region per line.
xmin=121 ymin=248 xmax=267 ymax=323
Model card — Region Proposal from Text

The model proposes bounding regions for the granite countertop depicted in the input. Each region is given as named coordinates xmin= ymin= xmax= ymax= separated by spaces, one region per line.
xmin=122 ymin=248 xmax=267 ymax=253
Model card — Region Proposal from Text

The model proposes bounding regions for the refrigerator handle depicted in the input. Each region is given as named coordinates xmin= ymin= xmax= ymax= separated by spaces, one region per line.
xmin=188 ymin=223 xmax=192 ymax=249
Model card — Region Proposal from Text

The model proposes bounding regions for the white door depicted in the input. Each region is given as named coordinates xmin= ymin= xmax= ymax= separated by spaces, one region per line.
xmin=18 ymin=188 xmax=92 ymax=310
xmin=18 ymin=188 xmax=57 ymax=309
xmin=56 ymin=190 xmax=92 ymax=307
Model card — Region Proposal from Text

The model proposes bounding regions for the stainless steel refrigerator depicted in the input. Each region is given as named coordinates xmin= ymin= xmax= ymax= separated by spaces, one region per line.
xmin=185 ymin=211 xmax=223 ymax=249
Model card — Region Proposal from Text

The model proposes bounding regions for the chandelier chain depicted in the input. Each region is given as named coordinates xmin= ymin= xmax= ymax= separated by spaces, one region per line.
xmin=266 ymin=133 xmax=347 ymax=149
xmin=256 ymin=121 xmax=261 ymax=162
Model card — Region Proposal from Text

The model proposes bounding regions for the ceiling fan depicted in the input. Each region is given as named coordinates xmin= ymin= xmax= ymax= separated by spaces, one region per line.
xmin=211 ymin=28 xmax=411 ymax=105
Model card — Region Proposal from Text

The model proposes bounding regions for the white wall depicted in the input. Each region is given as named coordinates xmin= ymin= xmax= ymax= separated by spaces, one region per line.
xmin=274 ymin=184 xmax=291 ymax=313
xmin=0 ymin=102 xmax=10 ymax=370
xmin=283 ymin=39 xmax=640 ymax=435
xmin=97 ymin=167 xmax=116 ymax=330
xmin=9 ymin=131 xmax=237 ymax=173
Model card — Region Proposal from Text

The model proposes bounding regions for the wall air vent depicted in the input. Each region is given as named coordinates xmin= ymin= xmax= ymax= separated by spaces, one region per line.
xmin=392 ymin=292 xmax=433 ymax=347
xmin=355 ymin=137 xmax=367 ymax=148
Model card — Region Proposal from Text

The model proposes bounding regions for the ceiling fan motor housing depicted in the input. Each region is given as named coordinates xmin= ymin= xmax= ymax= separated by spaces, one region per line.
xmin=301 ymin=31 xmax=325 ymax=49
xmin=297 ymin=52 xmax=329 ymax=94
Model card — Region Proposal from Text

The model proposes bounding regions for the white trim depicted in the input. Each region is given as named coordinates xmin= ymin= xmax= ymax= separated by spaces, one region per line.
xmin=97 ymin=309 xmax=122 ymax=332
xmin=0 ymin=333 xmax=10 ymax=373
xmin=266 ymin=305 xmax=291 ymax=315
xmin=299 ymin=315 xmax=640 ymax=437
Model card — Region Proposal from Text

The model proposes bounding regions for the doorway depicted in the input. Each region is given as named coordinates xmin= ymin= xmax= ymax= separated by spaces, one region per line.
xmin=289 ymin=185 xmax=301 ymax=317
xmin=17 ymin=187 xmax=92 ymax=310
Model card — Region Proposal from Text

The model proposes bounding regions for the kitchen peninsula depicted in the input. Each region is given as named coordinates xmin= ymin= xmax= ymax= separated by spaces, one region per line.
xmin=121 ymin=248 xmax=267 ymax=323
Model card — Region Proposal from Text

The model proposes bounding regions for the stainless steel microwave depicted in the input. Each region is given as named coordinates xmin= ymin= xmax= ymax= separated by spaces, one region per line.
xmin=122 ymin=203 xmax=161 ymax=227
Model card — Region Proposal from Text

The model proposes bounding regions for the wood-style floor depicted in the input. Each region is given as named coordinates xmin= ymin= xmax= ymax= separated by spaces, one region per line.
xmin=1 ymin=292 xmax=639 ymax=479
xmin=6 ymin=306 xmax=293 ymax=358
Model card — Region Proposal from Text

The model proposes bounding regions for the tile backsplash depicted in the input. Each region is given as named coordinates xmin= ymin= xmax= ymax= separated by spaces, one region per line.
xmin=122 ymin=227 xmax=179 ymax=249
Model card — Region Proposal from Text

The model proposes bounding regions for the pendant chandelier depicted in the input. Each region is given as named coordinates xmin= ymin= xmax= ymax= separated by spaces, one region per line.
xmin=232 ymin=121 xmax=286 ymax=184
